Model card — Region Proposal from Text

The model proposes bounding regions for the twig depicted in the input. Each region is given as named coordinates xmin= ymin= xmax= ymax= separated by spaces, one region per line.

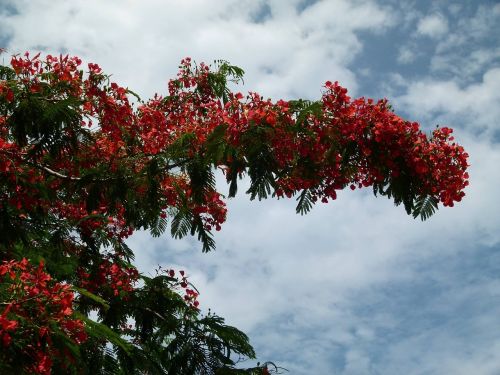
xmin=40 ymin=165 xmax=81 ymax=180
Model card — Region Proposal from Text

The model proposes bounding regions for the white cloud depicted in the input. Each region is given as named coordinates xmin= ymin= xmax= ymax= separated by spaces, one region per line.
xmin=397 ymin=45 xmax=417 ymax=64
xmin=449 ymin=3 xmax=500 ymax=46
xmin=390 ymin=3 xmax=500 ymax=82
xmin=431 ymin=4 xmax=500 ymax=79
xmin=431 ymin=47 xmax=500 ymax=78
xmin=417 ymin=13 xmax=449 ymax=38
xmin=128 ymin=131 xmax=500 ymax=373
xmin=0 ymin=0 xmax=393 ymax=99
xmin=394 ymin=67 xmax=500 ymax=137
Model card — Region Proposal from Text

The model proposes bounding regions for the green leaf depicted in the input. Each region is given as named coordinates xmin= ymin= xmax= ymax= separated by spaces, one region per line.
xmin=191 ymin=215 xmax=216 ymax=252
xmin=150 ymin=215 xmax=168 ymax=237
xmin=50 ymin=326 xmax=82 ymax=369
xmin=185 ymin=157 xmax=216 ymax=203
xmin=171 ymin=209 xmax=192 ymax=239
xmin=296 ymin=189 xmax=313 ymax=215
xmin=72 ymin=286 xmax=110 ymax=311
xmin=75 ymin=312 xmax=134 ymax=355
xmin=206 ymin=124 xmax=228 ymax=163
xmin=288 ymin=99 xmax=322 ymax=126
xmin=412 ymin=195 xmax=439 ymax=221
xmin=201 ymin=316 xmax=255 ymax=359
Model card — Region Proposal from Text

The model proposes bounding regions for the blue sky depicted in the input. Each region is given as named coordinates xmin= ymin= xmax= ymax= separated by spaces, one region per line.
xmin=1 ymin=1 xmax=500 ymax=374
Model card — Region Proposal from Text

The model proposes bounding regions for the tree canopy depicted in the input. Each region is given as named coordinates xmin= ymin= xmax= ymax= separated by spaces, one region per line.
xmin=0 ymin=51 xmax=469 ymax=374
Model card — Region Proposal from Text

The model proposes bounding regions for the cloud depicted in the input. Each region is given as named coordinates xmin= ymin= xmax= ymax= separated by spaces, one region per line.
xmin=128 ymin=130 xmax=500 ymax=373
xmin=0 ymin=0 xmax=393 ymax=100
xmin=416 ymin=13 xmax=449 ymax=38
xmin=431 ymin=4 xmax=500 ymax=79
xmin=431 ymin=47 xmax=500 ymax=78
xmin=394 ymin=67 xmax=500 ymax=137
xmin=397 ymin=45 xmax=417 ymax=64
xmin=388 ymin=3 xmax=500 ymax=83
xmin=371 ymin=260 xmax=500 ymax=375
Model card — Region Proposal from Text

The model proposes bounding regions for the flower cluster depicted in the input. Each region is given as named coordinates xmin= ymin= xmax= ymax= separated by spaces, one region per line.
xmin=0 ymin=258 xmax=87 ymax=374
xmin=0 ymin=53 xmax=469 ymax=245
xmin=219 ymin=80 xmax=469 ymax=207
xmin=160 ymin=174 xmax=227 ymax=232
xmin=167 ymin=269 xmax=200 ymax=309
xmin=79 ymin=258 xmax=139 ymax=298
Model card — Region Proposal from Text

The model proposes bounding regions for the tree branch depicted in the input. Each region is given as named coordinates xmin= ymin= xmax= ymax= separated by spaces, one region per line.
xmin=40 ymin=165 xmax=81 ymax=180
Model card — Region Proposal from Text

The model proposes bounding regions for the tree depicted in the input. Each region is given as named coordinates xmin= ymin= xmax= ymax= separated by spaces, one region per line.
xmin=0 ymin=51 xmax=469 ymax=374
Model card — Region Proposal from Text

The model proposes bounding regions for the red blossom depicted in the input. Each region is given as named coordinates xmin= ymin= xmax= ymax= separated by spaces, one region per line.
xmin=0 ymin=52 xmax=470 ymax=373
xmin=0 ymin=259 xmax=87 ymax=374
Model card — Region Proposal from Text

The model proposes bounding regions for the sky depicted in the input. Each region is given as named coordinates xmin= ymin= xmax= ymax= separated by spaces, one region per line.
xmin=1 ymin=0 xmax=500 ymax=374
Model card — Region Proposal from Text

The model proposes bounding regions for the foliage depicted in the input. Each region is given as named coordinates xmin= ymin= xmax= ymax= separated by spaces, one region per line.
xmin=0 ymin=51 xmax=469 ymax=374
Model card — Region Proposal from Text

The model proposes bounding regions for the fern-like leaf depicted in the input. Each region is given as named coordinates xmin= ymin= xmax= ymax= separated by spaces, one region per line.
xmin=412 ymin=195 xmax=439 ymax=221
xmin=296 ymin=189 xmax=313 ymax=215
xmin=171 ymin=209 xmax=192 ymax=239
